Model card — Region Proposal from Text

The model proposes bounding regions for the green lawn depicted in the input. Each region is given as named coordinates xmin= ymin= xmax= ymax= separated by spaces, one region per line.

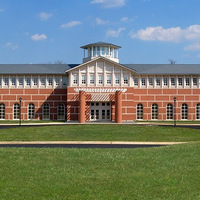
xmin=0 ymin=124 xmax=200 ymax=142
xmin=1 ymin=125 xmax=200 ymax=199
xmin=1 ymin=142 xmax=200 ymax=200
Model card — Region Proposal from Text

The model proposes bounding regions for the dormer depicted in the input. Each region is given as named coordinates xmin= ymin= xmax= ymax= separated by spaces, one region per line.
xmin=81 ymin=42 xmax=121 ymax=63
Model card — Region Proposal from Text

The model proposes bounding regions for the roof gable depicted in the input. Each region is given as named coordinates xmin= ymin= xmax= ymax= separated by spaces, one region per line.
xmin=65 ymin=56 xmax=135 ymax=73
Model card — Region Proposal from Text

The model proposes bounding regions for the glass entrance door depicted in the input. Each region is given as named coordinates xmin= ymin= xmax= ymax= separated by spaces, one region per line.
xmin=90 ymin=102 xmax=111 ymax=121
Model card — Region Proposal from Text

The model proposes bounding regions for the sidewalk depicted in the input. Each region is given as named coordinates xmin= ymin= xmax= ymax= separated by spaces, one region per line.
xmin=1 ymin=121 xmax=200 ymax=126
xmin=0 ymin=141 xmax=187 ymax=145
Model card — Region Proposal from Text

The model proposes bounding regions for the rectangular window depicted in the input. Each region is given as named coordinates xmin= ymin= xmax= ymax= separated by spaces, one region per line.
xmin=134 ymin=77 xmax=138 ymax=86
xmin=41 ymin=77 xmax=46 ymax=86
xmin=33 ymin=78 xmax=38 ymax=86
xmin=48 ymin=77 xmax=53 ymax=86
xmin=4 ymin=77 xmax=9 ymax=86
xmin=148 ymin=77 xmax=153 ymax=86
xmin=90 ymin=74 xmax=94 ymax=84
xmin=81 ymin=74 xmax=86 ymax=84
xmin=63 ymin=77 xmax=67 ymax=86
xmin=163 ymin=77 xmax=168 ymax=86
xmin=185 ymin=77 xmax=190 ymax=86
xmin=26 ymin=77 xmax=31 ymax=86
xmin=11 ymin=77 xmax=16 ymax=86
xmin=178 ymin=77 xmax=183 ymax=86
xmin=193 ymin=77 xmax=197 ymax=86
xmin=98 ymin=74 xmax=103 ymax=84
xmin=97 ymin=47 xmax=100 ymax=56
xmin=171 ymin=77 xmax=175 ymax=86
xmin=115 ymin=74 xmax=120 ymax=84
xmin=105 ymin=47 xmax=109 ymax=56
xmin=73 ymin=74 xmax=78 ymax=84
xmin=107 ymin=74 xmax=111 ymax=84
xmin=141 ymin=77 xmax=145 ymax=86
xmin=19 ymin=78 xmax=23 ymax=86
xmin=55 ymin=77 xmax=60 ymax=86
xmin=123 ymin=74 xmax=128 ymax=84
xmin=156 ymin=77 xmax=161 ymax=86
xmin=102 ymin=47 xmax=105 ymax=55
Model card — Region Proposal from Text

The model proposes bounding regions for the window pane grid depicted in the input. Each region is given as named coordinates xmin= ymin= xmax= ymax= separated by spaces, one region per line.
xmin=28 ymin=103 xmax=35 ymax=120
xmin=43 ymin=103 xmax=50 ymax=120
xmin=58 ymin=103 xmax=65 ymax=120
xmin=166 ymin=103 xmax=173 ymax=120
xmin=152 ymin=104 xmax=158 ymax=120
xmin=13 ymin=103 xmax=20 ymax=120
xmin=137 ymin=104 xmax=143 ymax=120
xmin=181 ymin=104 xmax=188 ymax=120
xmin=196 ymin=104 xmax=200 ymax=119
xmin=0 ymin=103 xmax=5 ymax=119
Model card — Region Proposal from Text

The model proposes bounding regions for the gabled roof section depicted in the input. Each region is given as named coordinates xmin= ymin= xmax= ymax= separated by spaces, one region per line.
xmin=81 ymin=42 xmax=121 ymax=49
xmin=123 ymin=64 xmax=200 ymax=75
xmin=65 ymin=56 xmax=135 ymax=73
xmin=0 ymin=64 xmax=79 ymax=75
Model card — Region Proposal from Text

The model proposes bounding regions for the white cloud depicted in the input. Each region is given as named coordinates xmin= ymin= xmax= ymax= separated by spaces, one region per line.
xmin=130 ymin=25 xmax=200 ymax=42
xmin=5 ymin=42 xmax=18 ymax=50
xmin=90 ymin=0 xmax=125 ymax=8
xmin=106 ymin=27 xmax=125 ymax=37
xmin=39 ymin=12 xmax=53 ymax=21
xmin=184 ymin=43 xmax=200 ymax=51
xmin=120 ymin=17 xmax=128 ymax=22
xmin=96 ymin=18 xmax=109 ymax=25
xmin=31 ymin=34 xmax=47 ymax=41
xmin=60 ymin=21 xmax=82 ymax=28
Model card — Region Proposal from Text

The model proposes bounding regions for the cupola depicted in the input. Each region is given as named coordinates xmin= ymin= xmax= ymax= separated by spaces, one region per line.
xmin=81 ymin=42 xmax=121 ymax=63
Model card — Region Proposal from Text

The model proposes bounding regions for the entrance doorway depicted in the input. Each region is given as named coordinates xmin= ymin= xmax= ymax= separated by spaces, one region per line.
xmin=90 ymin=102 xmax=111 ymax=121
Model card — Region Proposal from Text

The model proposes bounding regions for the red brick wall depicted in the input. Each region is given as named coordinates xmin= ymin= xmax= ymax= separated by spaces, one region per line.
xmin=1 ymin=87 xmax=199 ymax=121
xmin=133 ymin=88 xmax=200 ymax=120
xmin=1 ymin=88 xmax=67 ymax=120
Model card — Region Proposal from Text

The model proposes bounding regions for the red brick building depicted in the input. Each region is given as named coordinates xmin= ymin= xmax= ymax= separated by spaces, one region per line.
xmin=0 ymin=42 xmax=200 ymax=122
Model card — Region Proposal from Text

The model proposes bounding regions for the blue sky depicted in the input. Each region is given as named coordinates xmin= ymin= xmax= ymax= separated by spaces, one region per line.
xmin=1 ymin=0 xmax=200 ymax=64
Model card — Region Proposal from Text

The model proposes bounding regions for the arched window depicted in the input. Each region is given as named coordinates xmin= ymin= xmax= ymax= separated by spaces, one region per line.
xmin=181 ymin=103 xmax=188 ymax=120
xmin=196 ymin=103 xmax=200 ymax=120
xmin=166 ymin=103 xmax=173 ymax=120
xmin=28 ymin=103 xmax=35 ymax=120
xmin=0 ymin=103 xmax=5 ymax=119
xmin=43 ymin=103 xmax=50 ymax=120
xmin=152 ymin=103 xmax=158 ymax=120
xmin=137 ymin=103 xmax=143 ymax=120
xmin=13 ymin=103 xmax=20 ymax=120
xmin=58 ymin=103 xmax=65 ymax=120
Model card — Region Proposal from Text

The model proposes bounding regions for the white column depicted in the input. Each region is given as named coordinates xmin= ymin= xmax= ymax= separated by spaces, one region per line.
xmin=95 ymin=61 xmax=98 ymax=86
xmin=87 ymin=65 xmax=89 ymax=86
xmin=169 ymin=76 xmax=171 ymax=88
xmin=46 ymin=75 xmax=48 ymax=88
xmin=120 ymin=69 xmax=123 ymax=87
xmin=78 ymin=69 xmax=81 ymax=87
xmin=112 ymin=65 xmax=115 ymax=86
xmin=38 ymin=75 xmax=41 ymax=88
xmin=91 ymin=46 xmax=93 ymax=57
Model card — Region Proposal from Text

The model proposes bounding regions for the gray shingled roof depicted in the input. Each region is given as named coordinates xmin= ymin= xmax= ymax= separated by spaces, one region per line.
xmin=0 ymin=64 xmax=78 ymax=75
xmin=1 ymin=63 xmax=200 ymax=75
xmin=81 ymin=42 xmax=121 ymax=49
xmin=123 ymin=64 xmax=200 ymax=75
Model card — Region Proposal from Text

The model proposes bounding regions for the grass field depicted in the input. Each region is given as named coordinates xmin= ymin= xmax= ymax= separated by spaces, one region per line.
xmin=0 ymin=124 xmax=200 ymax=142
xmin=1 ymin=142 xmax=200 ymax=200
xmin=1 ymin=125 xmax=200 ymax=199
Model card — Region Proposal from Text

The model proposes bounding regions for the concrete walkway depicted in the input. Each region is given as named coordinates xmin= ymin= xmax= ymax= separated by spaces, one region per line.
xmin=0 ymin=141 xmax=187 ymax=145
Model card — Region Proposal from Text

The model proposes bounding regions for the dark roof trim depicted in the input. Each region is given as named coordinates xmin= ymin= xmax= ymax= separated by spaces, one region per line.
xmin=81 ymin=42 xmax=121 ymax=49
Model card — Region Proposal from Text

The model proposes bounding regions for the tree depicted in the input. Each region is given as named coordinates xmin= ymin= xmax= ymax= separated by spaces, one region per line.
xmin=169 ymin=59 xmax=176 ymax=65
